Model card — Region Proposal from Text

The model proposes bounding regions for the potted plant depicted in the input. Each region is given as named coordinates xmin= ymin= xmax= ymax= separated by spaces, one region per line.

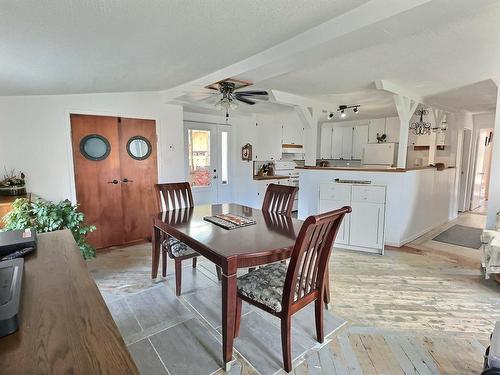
xmin=0 ymin=168 xmax=26 ymax=196
xmin=2 ymin=198 xmax=96 ymax=259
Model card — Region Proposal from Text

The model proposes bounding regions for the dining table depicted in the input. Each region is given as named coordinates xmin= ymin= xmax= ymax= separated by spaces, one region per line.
xmin=152 ymin=203 xmax=303 ymax=370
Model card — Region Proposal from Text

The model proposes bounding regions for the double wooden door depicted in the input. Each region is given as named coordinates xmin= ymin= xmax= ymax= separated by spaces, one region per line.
xmin=71 ymin=114 xmax=158 ymax=249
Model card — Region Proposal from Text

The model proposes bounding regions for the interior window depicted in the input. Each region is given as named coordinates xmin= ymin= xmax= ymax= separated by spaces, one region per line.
xmin=221 ymin=131 xmax=228 ymax=185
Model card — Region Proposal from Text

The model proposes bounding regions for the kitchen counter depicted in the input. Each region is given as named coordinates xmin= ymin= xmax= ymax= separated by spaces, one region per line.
xmin=298 ymin=166 xmax=458 ymax=247
xmin=253 ymin=175 xmax=290 ymax=180
xmin=296 ymin=166 xmax=449 ymax=173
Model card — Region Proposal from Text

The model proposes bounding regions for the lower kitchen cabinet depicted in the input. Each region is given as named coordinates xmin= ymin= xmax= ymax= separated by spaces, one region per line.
xmin=319 ymin=199 xmax=350 ymax=245
xmin=319 ymin=183 xmax=386 ymax=254
xmin=349 ymin=201 xmax=385 ymax=250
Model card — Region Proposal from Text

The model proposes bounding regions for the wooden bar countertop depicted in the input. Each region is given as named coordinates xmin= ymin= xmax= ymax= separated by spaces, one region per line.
xmin=0 ymin=230 xmax=139 ymax=375
xmin=296 ymin=166 xmax=455 ymax=173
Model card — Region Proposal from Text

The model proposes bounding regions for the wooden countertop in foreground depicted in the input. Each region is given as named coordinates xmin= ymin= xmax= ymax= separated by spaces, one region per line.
xmin=296 ymin=166 xmax=455 ymax=173
xmin=0 ymin=230 xmax=139 ymax=375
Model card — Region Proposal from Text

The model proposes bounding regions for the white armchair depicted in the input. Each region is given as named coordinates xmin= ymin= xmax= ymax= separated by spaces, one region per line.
xmin=482 ymin=214 xmax=500 ymax=280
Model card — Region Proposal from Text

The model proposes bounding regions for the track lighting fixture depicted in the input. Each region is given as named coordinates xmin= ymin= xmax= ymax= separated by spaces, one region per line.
xmin=328 ymin=112 xmax=334 ymax=120
xmin=336 ymin=104 xmax=360 ymax=119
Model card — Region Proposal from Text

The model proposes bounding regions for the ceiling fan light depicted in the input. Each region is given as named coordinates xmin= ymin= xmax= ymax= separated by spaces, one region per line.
xmin=229 ymin=100 xmax=238 ymax=110
xmin=215 ymin=101 xmax=223 ymax=111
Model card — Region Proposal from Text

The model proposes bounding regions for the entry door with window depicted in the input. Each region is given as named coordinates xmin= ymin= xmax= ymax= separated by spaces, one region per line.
xmin=185 ymin=122 xmax=232 ymax=205
xmin=71 ymin=114 xmax=158 ymax=249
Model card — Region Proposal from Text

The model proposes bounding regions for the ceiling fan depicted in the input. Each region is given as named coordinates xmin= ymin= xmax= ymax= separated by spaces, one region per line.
xmin=193 ymin=79 xmax=269 ymax=120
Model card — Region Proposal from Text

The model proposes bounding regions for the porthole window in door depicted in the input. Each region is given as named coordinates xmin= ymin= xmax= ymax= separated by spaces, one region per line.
xmin=127 ymin=136 xmax=152 ymax=160
xmin=80 ymin=134 xmax=111 ymax=161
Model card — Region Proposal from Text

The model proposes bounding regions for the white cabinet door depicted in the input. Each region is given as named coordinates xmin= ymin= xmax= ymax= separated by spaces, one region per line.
xmin=349 ymin=202 xmax=385 ymax=250
xmin=385 ymin=117 xmax=400 ymax=143
xmin=331 ymin=127 xmax=343 ymax=159
xmin=282 ymin=114 xmax=304 ymax=145
xmin=352 ymin=125 xmax=369 ymax=159
xmin=341 ymin=127 xmax=353 ymax=159
xmin=320 ymin=126 xmax=333 ymax=159
xmin=436 ymin=131 xmax=446 ymax=146
xmin=254 ymin=115 xmax=282 ymax=161
xmin=319 ymin=199 xmax=350 ymax=245
xmin=368 ymin=118 xmax=386 ymax=143
xmin=255 ymin=180 xmax=279 ymax=207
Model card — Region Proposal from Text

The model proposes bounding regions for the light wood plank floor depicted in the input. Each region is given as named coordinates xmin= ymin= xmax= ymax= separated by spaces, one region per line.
xmin=89 ymin=212 xmax=498 ymax=374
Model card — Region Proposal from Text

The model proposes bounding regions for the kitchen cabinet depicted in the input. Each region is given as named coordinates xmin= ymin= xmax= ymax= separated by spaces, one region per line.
xmin=436 ymin=131 xmax=446 ymax=146
xmin=368 ymin=118 xmax=386 ymax=143
xmin=254 ymin=115 xmax=282 ymax=161
xmin=282 ymin=113 xmax=304 ymax=145
xmin=255 ymin=179 xmax=282 ymax=207
xmin=319 ymin=183 xmax=386 ymax=254
xmin=408 ymin=131 xmax=431 ymax=146
xmin=331 ymin=127 xmax=343 ymax=159
xmin=385 ymin=117 xmax=400 ymax=143
xmin=320 ymin=126 xmax=333 ymax=159
xmin=352 ymin=125 xmax=369 ymax=159
xmin=340 ymin=127 xmax=353 ymax=159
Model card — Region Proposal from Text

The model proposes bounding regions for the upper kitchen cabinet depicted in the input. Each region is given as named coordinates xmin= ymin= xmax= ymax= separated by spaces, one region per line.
xmin=368 ymin=118 xmax=386 ymax=143
xmin=253 ymin=114 xmax=282 ymax=161
xmin=352 ymin=125 xmax=369 ymax=159
xmin=320 ymin=125 xmax=333 ymax=159
xmin=281 ymin=112 xmax=304 ymax=145
xmin=385 ymin=117 xmax=400 ymax=143
xmin=340 ymin=126 xmax=354 ymax=159
xmin=331 ymin=127 xmax=344 ymax=159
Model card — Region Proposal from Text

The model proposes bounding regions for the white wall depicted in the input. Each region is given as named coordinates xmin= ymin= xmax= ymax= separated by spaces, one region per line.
xmin=484 ymin=91 xmax=500 ymax=227
xmin=0 ymin=92 xmax=183 ymax=202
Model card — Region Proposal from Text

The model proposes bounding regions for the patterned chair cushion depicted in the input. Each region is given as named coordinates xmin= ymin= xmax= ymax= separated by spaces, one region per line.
xmin=162 ymin=237 xmax=198 ymax=258
xmin=237 ymin=262 xmax=288 ymax=312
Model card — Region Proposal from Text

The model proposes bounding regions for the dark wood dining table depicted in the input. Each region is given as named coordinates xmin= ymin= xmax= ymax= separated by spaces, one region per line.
xmin=152 ymin=203 xmax=303 ymax=370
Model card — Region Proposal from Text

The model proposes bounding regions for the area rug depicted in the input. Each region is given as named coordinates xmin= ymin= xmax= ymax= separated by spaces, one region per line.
xmin=432 ymin=224 xmax=483 ymax=249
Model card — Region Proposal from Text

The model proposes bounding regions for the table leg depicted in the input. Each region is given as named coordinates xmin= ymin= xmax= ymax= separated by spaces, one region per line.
xmin=152 ymin=225 xmax=161 ymax=279
xmin=221 ymin=271 xmax=237 ymax=369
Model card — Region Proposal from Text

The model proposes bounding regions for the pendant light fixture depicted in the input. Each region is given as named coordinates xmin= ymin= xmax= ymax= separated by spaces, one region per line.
xmin=409 ymin=109 xmax=432 ymax=136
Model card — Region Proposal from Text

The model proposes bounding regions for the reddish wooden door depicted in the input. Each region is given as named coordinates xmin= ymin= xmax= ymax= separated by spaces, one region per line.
xmin=118 ymin=117 xmax=158 ymax=243
xmin=71 ymin=114 xmax=158 ymax=249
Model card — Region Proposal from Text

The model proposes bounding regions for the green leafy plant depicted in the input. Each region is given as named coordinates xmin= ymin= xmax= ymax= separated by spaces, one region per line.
xmin=2 ymin=198 xmax=96 ymax=259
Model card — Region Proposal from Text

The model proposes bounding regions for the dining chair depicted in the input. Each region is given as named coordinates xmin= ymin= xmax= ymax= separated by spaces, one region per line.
xmin=154 ymin=182 xmax=221 ymax=295
xmin=234 ymin=206 xmax=351 ymax=373
xmin=261 ymin=183 xmax=298 ymax=216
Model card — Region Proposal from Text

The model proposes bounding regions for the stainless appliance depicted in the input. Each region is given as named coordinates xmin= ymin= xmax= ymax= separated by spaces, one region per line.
xmin=274 ymin=161 xmax=299 ymax=211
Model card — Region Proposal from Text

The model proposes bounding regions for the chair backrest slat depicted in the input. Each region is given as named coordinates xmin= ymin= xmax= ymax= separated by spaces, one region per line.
xmin=262 ymin=184 xmax=298 ymax=216
xmin=155 ymin=182 xmax=194 ymax=211
xmin=282 ymin=206 xmax=351 ymax=310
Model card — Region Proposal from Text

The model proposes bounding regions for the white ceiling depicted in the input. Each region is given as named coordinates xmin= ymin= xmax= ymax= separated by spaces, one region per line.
xmin=0 ymin=0 xmax=368 ymax=95
xmin=2 ymin=0 xmax=500 ymax=117
xmin=257 ymin=0 xmax=500 ymax=116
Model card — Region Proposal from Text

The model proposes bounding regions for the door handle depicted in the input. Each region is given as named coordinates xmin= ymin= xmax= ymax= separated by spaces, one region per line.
xmin=213 ymin=175 xmax=218 ymax=179
xmin=107 ymin=179 xmax=119 ymax=184
xmin=122 ymin=178 xmax=134 ymax=183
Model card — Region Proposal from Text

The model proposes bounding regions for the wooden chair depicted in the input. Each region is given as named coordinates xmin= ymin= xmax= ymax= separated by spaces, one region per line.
xmin=234 ymin=206 xmax=351 ymax=373
xmin=154 ymin=182 xmax=221 ymax=295
xmin=262 ymin=183 xmax=298 ymax=216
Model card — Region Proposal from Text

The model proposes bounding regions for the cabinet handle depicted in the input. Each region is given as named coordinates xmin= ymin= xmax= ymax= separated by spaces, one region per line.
xmin=107 ymin=179 xmax=119 ymax=184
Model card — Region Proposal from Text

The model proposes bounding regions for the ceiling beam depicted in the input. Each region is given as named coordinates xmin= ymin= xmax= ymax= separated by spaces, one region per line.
xmin=160 ymin=0 xmax=433 ymax=103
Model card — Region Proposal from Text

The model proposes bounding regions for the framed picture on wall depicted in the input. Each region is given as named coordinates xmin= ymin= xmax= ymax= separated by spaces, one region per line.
xmin=242 ymin=143 xmax=252 ymax=161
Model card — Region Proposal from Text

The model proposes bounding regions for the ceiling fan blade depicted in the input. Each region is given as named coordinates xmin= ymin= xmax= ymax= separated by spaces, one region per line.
xmin=235 ymin=96 xmax=256 ymax=105
xmin=234 ymin=90 xmax=268 ymax=96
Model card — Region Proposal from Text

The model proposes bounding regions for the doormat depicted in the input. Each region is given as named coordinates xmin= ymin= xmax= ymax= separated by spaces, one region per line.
xmin=432 ymin=224 xmax=483 ymax=249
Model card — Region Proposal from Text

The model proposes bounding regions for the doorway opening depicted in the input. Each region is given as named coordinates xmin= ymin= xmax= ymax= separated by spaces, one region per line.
xmin=184 ymin=121 xmax=232 ymax=205
xmin=469 ymin=128 xmax=494 ymax=214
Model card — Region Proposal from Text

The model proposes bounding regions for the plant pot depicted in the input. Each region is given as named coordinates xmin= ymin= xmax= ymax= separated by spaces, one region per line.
xmin=0 ymin=185 xmax=26 ymax=196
